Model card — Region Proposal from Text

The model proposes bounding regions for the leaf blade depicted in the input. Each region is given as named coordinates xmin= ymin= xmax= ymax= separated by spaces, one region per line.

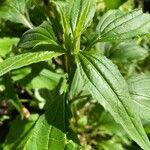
xmin=77 ymin=52 xmax=150 ymax=149
xmin=0 ymin=51 xmax=63 ymax=77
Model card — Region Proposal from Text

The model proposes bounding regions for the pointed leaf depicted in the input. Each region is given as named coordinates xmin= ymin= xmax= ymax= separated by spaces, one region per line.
xmin=54 ymin=0 xmax=96 ymax=37
xmin=87 ymin=9 xmax=150 ymax=49
xmin=0 ymin=51 xmax=63 ymax=77
xmin=0 ymin=0 xmax=32 ymax=28
xmin=18 ymin=21 xmax=63 ymax=50
xmin=77 ymin=52 xmax=150 ymax=149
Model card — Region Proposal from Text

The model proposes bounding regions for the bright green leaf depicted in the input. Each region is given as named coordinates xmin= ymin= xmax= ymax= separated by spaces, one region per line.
xmin=0 ymin=0 xmax=33 ymax=28
xmin=0 ymin=37 xmax=19 ymax=57
xmin=77 ymin=52 xmax=150 ymax=150
xmin=104 ymin=0 xmax=127 ymax=10
xmin=0 ymin=51 xmax=63 ymax=77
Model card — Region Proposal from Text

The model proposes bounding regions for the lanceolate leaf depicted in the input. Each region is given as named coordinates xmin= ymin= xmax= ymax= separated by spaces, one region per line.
xmin=77 ymin=52 xmax=150 ymax=149
xmin=128 ymin=74 xmax=150 ymax=120
xmin=87 ymin=9 xmax=150 ymax=49
xmin=0 ymin=51 xmax=63 ymax=77
xmin=18 ymin=21 xmax=62 ymax=50
xmin=54 ymin=0 xmax=96 ymax=38
xmin=0 ymin=0 xmax=32 ymax=28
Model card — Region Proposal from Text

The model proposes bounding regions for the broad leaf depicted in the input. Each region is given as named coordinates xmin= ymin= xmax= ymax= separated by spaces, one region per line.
xmin=109 ymin=41 xmax=148 ymax=62
xmin=4 ymin=114 xmax=39 ymax=150
xmin=0 ymin=51 xmax=63 ymax=77
xmin=87 ymin=9 xmax=150 ymax=49
xmin=18 ymin=21 xmax=63 ymax=50
xmin=77 ymin=52 xmax=150 ymax=149
xmin=0 ymin=0 xmax=32 ymax=28
xmin=22 ymin=92 xmax=79 ymax=150
xmin=128 ymin=74 xmax=150 ymax=120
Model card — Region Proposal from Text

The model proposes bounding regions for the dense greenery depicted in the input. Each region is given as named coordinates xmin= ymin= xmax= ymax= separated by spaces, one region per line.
xmin=0 ymin=0 xmax=150 ymax=150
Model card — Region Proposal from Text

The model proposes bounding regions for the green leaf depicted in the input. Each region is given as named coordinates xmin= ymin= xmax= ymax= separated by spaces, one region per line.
xmin=109 ymin=41 xmax=148 ymax=62
xmin=18 ymin=21 xmax=63 ymax=50
xmin=77 ymin=52 xmax=150 ymax=150
xmin=128 ymin=74 xmax=150 ymax=120
xmin=22 ymin=93 xmax=79 ymax=150
xmin=54 ymin=0 xmax=96 ymax=37
xmin=87 ymin=9 xmax=150 ymax=49
xmin=104 ymin=0 xmax=127 ymax=10
xmin=4 ymin=114 xmax=39 ymax=150
xmin=0 ymin=37 xmax=19 ymax=57
xmin=0 ymin=0 xmax=33 ymax=28
xmin=0 ymin=51 xmax=63 ymax=77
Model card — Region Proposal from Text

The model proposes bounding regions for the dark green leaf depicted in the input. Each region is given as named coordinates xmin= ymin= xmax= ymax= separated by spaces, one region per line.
xmin=77 ymin=52 xmax=150 ymax=149
xmin=4 ymin=114 xmax=39 ymax=150
xmin=18 ymin=21 xmax=63 ymax=50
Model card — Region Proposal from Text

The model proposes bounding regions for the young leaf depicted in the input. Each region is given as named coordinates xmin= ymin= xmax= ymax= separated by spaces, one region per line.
xmin=109 ymin=41 xmax=148 ymax=62
xmin=54 ymin=0 xmax=96 ymax=38
xmin=128 ymin=74 xmax=150 ymax=120
xmin=18 ymin=21 xmax=63 ymax=50
xmin=77 ymin=52 xmax=150 ymax=150
xmin=0 ymin=0 xmax=33 ymax=28
xmin=87 ymin=9 xmax=150 ymax=49
xmin=0 ymin=51 xmax=63 ymax=77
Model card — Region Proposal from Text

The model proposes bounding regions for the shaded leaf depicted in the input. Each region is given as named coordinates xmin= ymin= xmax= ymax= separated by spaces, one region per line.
xmin=128 ymin=74 xmax=150 ymax=120
xmin=18 ymin=21 xmax=63 ymax=50
xmin=109 ymin=41 xmax=148 ymax=62
xmin=4 ymin=114 xmax=39 ymax=150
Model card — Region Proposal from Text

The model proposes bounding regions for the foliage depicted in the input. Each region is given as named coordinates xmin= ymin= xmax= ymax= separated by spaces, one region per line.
xmin=0 ymin=0 xmax=150 ymax=150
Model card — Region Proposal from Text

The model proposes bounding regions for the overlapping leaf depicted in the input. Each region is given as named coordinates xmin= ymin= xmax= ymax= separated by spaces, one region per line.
xmin=128 ymin=74 xmax=150 ymax=120
xmin=77 ymin=52 xmax=150 ymax=149
xmin=109 ymin=41 xmax=148 ymax=62
xmin=18 ymin=21 xmax=63 ymax=51
xmin=54 ymin=0 xmax=96 ymax=38
xmin=87 ymin=9 xmax=150 ymax=49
